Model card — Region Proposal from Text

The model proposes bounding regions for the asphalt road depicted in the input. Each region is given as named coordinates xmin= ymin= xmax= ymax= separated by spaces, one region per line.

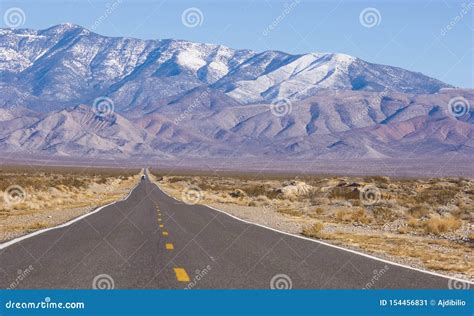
xmin=0 ymin=176 xmax=456 ymax=289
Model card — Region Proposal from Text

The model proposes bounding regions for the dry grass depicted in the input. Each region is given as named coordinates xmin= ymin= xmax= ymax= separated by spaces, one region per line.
xmin=423 ymin=217 xmax=462 ymax=235
xmin=302 ymin=222 xmax=326 ymax=238
xmin=0 ymin=166 xmax=140 ymax=241
xmin=277 ymin=207 xmax=302 ymax=217
xmin=334 ymin=208 xmax=371 ymax=224
xmin=318 ymin=231 xmax=473 ymax=274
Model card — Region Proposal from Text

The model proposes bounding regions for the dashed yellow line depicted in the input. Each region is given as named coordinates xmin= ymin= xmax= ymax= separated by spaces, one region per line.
xmin=159 ymin=224 xmax=164 ymax=228
xmin=158 ymin=219 xmax=162 ymax=222
xmin=162 ymin=231 xmax=168 ymax=236
xmin=165 ymin=243 xmax=174 ymax=250
xmin=173 ymin=268 xmax=190 ymax=282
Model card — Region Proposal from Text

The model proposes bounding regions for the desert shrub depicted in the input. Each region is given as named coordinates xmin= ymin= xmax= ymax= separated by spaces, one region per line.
xmin=407 ymin=205 xmax=430 ymax=218
xmin=367 ymin=176 xmax=390 ymax=184
xmin=308 ymin=207 xmax=325 ymax=219
xmin=96 ymin=176 xmax=108 ymax=184
xmin=277 ymin=207 xmax=302 ymax=217
xmin=335 ymin=209 xmax=354 ymax=222
xmin=302 ymin=222 xmax=325 ymax=238
xmin=398 ymin=226 xmax=408 ymax=234
xmin=195 ymin=179 xmax=217 ymax=191
xmin=415 ymin=186 xmax=458 ymax=205
xmin=372 ymin=206 xmax=398 ymax=223
xmin=451 ymin=204 xmax=473 ymax=221
xmin=166 ymin=177 xmax=186 ymax=183
xmin=335 ymin=208 xmax=371 ymax=224
xmin=242 ymin=184 xmax=266 ymax=196
xmin=468 ymin=232 xmax=474 ymax=242
xmin=242 ymin=184 xmax=280 ymax=199
xmin=329 ymin=187 xmax=360 ymax=200
xmin=27 ymin=222 xmax=48 ymax=231
xmin=407 ymin=217 xmax=422 ymax=228
xmin=423 ymin=217 xmax=461 ymax=235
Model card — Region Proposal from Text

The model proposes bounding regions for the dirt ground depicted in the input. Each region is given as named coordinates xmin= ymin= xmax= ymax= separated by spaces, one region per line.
xmin=0 ymin=166 xmax=140 ymax=242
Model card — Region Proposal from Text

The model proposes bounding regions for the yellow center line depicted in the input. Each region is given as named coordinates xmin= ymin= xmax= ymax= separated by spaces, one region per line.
xmin=165 ymin=243 xmax=174 ymax=250
xmin=158 ymin=219 xmax=162 ymax=222
xmin=159 ymin=224 xmax=164 ymax=228
xmin=173 ymin=268 xmax=190 ymax=282
xmin=162 ymin=231 xmax=168 ymax=236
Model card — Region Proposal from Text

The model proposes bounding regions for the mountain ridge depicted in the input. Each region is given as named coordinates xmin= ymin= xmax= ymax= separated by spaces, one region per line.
xmin=0 ymin=24 xmax=472 ymax=160
xmin=1 ymin=24 xmax=451 ymax=111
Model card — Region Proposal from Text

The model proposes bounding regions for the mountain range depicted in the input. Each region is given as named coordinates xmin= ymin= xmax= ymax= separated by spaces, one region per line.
xmin=0 ymin=23 xmax=472 ymax=160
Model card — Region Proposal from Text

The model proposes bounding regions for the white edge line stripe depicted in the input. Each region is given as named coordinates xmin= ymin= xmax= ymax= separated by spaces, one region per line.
xmin=157 ymin=184 xmax=473 ymax=285
xmin=0 ymin=180 xmax=141 ymax=251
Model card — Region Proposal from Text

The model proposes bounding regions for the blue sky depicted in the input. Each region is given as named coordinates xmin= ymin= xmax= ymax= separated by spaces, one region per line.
xmin=1 ymin=0 xmax=472 ymax=88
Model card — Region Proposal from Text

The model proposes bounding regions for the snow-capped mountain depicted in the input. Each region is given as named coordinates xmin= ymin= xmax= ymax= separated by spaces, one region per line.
xmin=0 ymin=24 xmax=449 ymax=111
xmin=0 ymin=24 xmax=472 ymax=160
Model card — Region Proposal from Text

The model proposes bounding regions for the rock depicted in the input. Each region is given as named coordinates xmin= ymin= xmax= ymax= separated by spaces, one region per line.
xmin=332 ymin=200 xmax=353 ymax=207
xmin=229 ymin=189 xmax=245 ymax=198
xmin=276 ymin=181 xmax=313 ymax=198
